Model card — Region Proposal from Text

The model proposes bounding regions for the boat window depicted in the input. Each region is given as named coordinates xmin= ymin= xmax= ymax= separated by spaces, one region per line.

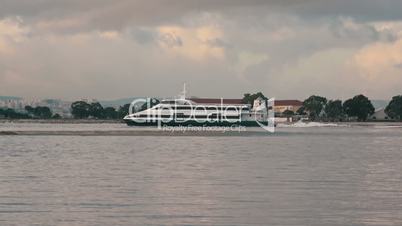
xmin=225 ymin=115 xmax=241 ymax=119
xmin=161 ymin=101 xmax=175 ymax=104
xmin=176 ymin=106 xmax=192 ymax=110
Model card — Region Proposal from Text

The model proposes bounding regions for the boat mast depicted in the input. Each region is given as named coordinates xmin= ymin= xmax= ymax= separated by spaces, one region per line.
xmin=180 ymin=83 xmax=186 ymax=100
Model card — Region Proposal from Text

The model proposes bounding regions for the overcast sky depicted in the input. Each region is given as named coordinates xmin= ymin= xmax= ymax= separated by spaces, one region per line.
xmin=0 ymin=0 xmax=402 ymax=100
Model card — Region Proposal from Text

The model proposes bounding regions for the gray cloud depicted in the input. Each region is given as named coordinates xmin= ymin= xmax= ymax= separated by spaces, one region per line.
xmin=128 ymin=28 xmax=156 ymax=44
xmin=1 ymin=0 xmax=402 ymax=100
xmin=159 ymin=33 xmax=183 ymax=47
xmin=1 ymin=0 xmax=402 ymax=33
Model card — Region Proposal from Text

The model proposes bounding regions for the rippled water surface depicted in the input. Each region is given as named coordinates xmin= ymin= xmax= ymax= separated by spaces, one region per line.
xmin=1 ymin=123 xmax=402 ymax=226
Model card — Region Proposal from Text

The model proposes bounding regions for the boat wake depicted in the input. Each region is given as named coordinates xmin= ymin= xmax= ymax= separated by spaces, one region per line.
xmin=373 ymin=125 xmax=402 ymax=129
xmin=277 ymin=121 xmax=338 ymax=128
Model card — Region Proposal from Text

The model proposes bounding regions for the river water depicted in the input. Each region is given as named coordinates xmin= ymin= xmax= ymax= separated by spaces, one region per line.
xmin=0 ymin=123 xmax=402 ymax=226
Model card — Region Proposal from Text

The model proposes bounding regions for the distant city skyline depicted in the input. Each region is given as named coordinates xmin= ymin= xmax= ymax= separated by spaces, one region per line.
xmin=1 ymin=0 xmax=402 ymax=100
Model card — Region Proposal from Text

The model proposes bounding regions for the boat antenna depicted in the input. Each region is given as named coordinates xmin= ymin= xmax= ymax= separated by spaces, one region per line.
xmin=180 ymin=83 xmax=186 ymax=100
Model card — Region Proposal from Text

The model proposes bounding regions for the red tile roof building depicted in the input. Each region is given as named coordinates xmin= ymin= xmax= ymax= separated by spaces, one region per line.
xmin=273 ymin=100 xmax=302 ymax=113
xmin=189 ymin=98 xmax=303 ymax=113
xmin=189 ymin=98 xmax=244 ymax=105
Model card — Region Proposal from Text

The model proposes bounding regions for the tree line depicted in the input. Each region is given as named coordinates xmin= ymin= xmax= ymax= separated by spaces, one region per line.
xmin=70 ymin=98 xmax=159 ymax=119
xmin=289 ymin=94 xmax=402 ymax=122
xmin=70 ymin=101 xmax=129 ymax=119
xmin=0 ymin=98 xmax=159 ymax=120
xmin=242 ymin=93 xmax=402 ymax=122
xmin=2 ymin=95 xmax=402 ymax=121
xmin=298 ymin=94 xmax=375 ymax=121
xmin=0 ymin=102 xmax=128 ymax=120
xmin=0 ymin=106 xmax=61 ymax=119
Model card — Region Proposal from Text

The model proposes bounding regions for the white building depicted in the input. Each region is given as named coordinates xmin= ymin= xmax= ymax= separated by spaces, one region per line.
xmin=253 ymin=97 xmax=267 ymax=112
xmin=370 ymin=108 xmax=389 ymax=120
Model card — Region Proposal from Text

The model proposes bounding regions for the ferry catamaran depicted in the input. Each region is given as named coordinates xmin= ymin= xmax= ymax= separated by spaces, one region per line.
xmin=123 ymin=85 xmax=273 ymax=127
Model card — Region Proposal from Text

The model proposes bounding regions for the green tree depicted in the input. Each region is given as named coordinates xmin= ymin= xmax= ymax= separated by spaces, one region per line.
xmin=242 ymin=92 xmax=268 ymax=106
xmin=52 ymin=113 xmax=62 ymax=119
xmin=385 ymin=95 xmax=402 ymax=120
xmin=140 ymin=98 xmax=160 ymax=111
xmin=104 ymin=107 xmax=118 ymax=119
xmin=0 ymin=108 xmax=30 ymax=119
xmin=282 ymin=110 xmax=294 ymax=118
xmin=25 ymin=105 xmax=52 ymax=119
xmin=303 ymin=95 xmax=327 ymax=121
xmin=296 ymin=106 xmax=306 ymax=115
xmin=35 ymin=106 xmax=52 ymax=119
xmin=25 ymin=106 xmax=34 ymax=114
xmin=325 ymin=100 xmax=343 ymax=121
xmin=118 ymin=104 xmax=131 ymax=118
xmin=71 ymin=101 xmax=91 ymax=119
xmin=89 ymin=102 xmax=104 ymax=119
xmin=343 ymin=94 xmax=374 ymax=121
xmin=116 ymin=98 xmax=159 ymax=119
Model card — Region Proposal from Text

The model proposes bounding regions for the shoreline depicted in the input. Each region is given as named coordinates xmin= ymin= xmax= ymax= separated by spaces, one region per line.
xmin=0 ymin=130 xmax=271 ymax=137
xmin=1 ymin=121 xmax=401 ymax=137
xmin=0 ymin=119 xmax=124 ymax=124
xmin=1 ymin=119 xmax=402 ymax=128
